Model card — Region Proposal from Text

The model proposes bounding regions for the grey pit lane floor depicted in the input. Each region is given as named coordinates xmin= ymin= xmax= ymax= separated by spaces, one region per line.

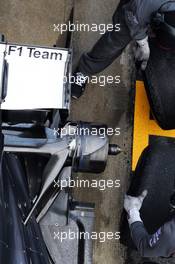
xmin=70 ymin=1 xmax=133 ymax=263
xmin=0 ymin=0 xmax=172 ymax=264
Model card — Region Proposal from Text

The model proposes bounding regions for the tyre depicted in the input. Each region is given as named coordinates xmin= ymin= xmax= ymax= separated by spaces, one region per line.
xmin=143 ymin=38 xmax=175 ymax=129
xmin=120 ymin=138 xmax=175 ymax=247
xmin=129 ymin=138 xmax=175 ymax=233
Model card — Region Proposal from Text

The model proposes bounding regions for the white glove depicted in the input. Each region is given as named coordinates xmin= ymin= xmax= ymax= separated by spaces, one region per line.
xmin=124 ymin=190 xmax=148 ymax=225
xmin=135 ymin=36 xmax=150 ymax=71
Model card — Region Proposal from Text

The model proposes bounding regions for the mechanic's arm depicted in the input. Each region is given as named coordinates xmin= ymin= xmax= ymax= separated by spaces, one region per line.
xmin=124 ymin=192 xmax=173 ymax=258
xmin=122 ymin=0 xmax=148 ymax=41
xmin=122 ymin=1 xmax=150 ymax=70
xmin=130 ymin=220 xmax=162 ymax=257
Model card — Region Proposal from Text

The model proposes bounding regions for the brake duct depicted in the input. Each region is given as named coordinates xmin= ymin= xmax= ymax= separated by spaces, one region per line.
xmin=3 ymin=122 xmax=121 ymax=225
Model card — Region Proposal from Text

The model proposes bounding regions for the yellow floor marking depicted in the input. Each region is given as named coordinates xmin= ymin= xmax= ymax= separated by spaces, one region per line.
xmin=132 ymin=80 xmax=175 ymax=171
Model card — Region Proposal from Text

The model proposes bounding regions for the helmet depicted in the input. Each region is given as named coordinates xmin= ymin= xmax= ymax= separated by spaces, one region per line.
xmin=152 ymin=2 xmax=175 ymax=49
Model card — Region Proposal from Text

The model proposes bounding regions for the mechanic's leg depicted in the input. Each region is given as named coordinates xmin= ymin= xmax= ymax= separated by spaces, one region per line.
xmin=78 ymin=1 xmax=131 ymax=75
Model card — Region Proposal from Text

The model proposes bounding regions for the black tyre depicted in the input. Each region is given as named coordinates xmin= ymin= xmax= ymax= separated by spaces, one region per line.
xmin=120 ymin=138 xmax=175 ymax=247
xmin=143 ymin=38 xmax=175 ymax=130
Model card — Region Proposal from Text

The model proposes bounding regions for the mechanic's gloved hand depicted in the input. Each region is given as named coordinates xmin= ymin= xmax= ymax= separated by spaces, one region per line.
xmin=124 ymin=190 xmax=148 ymax=225
xmin=135 ymin=36 xmax=150 ymax=71
xmin=71 ymin=71 xmax=88 ymax=99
